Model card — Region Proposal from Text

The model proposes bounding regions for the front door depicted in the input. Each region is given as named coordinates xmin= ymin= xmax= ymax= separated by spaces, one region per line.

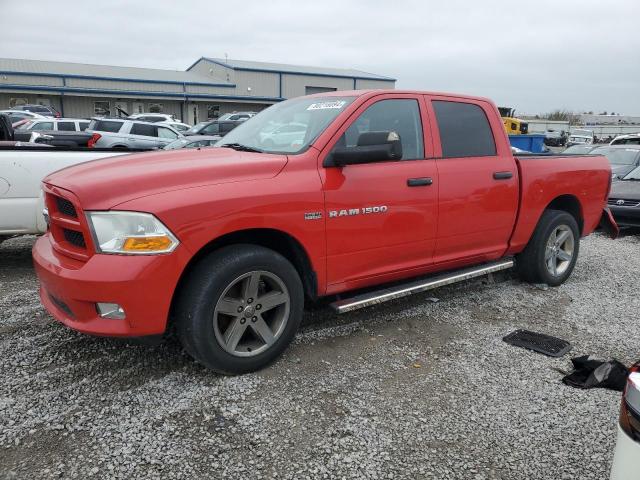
xmin=427 ymin=96 xmax=519 ymax=264
xmin=319 ymin=95 xmax=439 ymax=291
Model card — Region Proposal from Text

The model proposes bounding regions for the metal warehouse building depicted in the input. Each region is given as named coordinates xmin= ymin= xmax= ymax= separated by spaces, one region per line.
xmin=0 ymin=57 xmax=395 ymax=124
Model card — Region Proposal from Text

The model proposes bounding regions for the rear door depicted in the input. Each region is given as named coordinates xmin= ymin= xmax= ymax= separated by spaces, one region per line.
xmin=426 ymin=96 xmax=519 ymax=264
xmin=128 ymin=123 xmax=159 ymax=148
xmin=320 ymin=94 xmax=439 ymax=289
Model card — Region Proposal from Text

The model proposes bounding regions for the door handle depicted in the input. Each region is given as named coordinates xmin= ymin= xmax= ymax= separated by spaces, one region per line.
xmin=407 ymin=177 xmax=433 ymax=187
xmin=493 ymin=171 xmax=513 ymax=180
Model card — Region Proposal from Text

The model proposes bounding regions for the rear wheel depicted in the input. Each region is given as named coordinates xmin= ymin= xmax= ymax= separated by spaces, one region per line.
xmin=175 ymin=245 xmax=303 ymax=374
xmin=516 ymin=209 xmax=580 ymax=287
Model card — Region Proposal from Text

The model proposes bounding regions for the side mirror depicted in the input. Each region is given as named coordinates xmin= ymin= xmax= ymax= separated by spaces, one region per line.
xmin=325 ymin=131 xmax=402 ymax=167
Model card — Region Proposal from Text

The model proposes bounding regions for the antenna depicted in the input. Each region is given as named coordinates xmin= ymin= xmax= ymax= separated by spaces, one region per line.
xmin=224 ymin=53 xmax=228 ymax=63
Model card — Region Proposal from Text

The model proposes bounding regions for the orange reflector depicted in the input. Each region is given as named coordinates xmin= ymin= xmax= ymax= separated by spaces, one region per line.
xmin=122 ymin=236 xmax=173 ymax=252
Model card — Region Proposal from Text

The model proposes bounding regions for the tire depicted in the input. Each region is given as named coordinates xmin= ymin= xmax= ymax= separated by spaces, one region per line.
xmin=175 ymin=244 xmax=303 ymax=374
xmin=516 ymin=209 xmax=580 ymax=287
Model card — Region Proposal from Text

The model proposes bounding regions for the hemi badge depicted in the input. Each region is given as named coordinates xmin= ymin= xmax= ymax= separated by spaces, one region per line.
xmin=304 ymin=212 xmax=323 ymax=220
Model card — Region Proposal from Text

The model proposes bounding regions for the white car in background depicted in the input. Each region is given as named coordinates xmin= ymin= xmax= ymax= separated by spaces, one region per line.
xmin=128 ymin=113 xmax=179 ymax=123
xmin=0 ymin=109 xmax=47 ymax=126
xmin=0 ymin=148 xmax=127 ymax=240
xmin=17 ymin=118 xmax=91 ymax=133
xmin=610 ymin=364 xmax=640 ymax=480
xmin=159 ymin=121 xmax=192 ymax=132
xmin=258 ymin=122 xmax=307 ymax=148
xmin=567 ymin=129 xmax=594 ymax=146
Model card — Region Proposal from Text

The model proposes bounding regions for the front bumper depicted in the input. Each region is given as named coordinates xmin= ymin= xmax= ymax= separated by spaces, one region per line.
xmin=609 ymin=205 xmax=640 ymax=227
xmin=32 ymin=233 xmax=190 ymax=337
xmin=610 ymin=425 xmax=640 ymax=480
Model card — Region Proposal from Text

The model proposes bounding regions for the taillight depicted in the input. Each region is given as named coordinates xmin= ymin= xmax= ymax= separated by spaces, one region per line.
xmin=620 ymin=365 xmax=640 ymax=440
xmin=87 ymin=133 xmax=101 ymax=148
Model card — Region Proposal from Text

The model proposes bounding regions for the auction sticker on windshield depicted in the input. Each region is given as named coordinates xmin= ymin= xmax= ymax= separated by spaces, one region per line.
xmin=307 ymin=101 xmax=347 ymax=111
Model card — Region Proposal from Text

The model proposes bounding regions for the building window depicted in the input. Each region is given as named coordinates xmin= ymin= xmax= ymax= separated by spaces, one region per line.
xmin=207 ymin=105 xmax=220 ymax=119
xmin=94 ymin=101 xmax=110 ymax=116
xmin=148 ymin=103 xmax=164 ymax=113
xmin=305 ymin=86 xmax=337 ymax=95
xmin=10 ymin=98 xmax=28 ymax=108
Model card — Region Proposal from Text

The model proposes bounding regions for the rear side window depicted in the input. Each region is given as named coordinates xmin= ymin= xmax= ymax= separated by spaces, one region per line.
xmin=90 ymin=120 xmax=123 ymax=133
xmin=130 ymin=123 xmax=157 ymax=137
xmin=433 ymin=101 xmax=496 ymax=158
xmin=221 ymin=123 xmax=237 ymax=133
xmin=58 ymin=122 xmax=76 ymax=131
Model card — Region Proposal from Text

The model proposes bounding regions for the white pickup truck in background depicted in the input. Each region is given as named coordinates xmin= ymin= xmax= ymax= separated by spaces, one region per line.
xmin=0 ymin=148 xmax=127 ymax=241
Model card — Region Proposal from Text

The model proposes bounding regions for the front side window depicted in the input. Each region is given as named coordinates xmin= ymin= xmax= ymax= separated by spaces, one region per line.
xmin=334 ymin=99 xmax=424 ymax=160
xmin=433 ymin=101 xmax=496 ymax=158
xmin=30 ymin=121 xmax=53 ymax=131
xmin=203 ymin=123 xmax=221 ymax=134
xmin=217 ymin=96 xmax=357 ymax=154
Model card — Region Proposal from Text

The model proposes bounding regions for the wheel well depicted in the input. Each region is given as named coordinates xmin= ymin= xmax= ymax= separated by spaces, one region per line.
xmin=176 ymin=228 xmax=317 ymax=303
xmin=546 ymin=195 xmax=583 ymax=234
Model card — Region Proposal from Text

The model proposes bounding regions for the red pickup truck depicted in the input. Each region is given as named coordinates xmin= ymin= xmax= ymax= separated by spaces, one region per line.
xmin=33 ymin=90 xmax=617 ymax=374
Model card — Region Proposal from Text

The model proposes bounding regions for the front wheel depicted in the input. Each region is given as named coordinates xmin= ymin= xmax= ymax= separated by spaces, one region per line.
xmin=175 ymin=245 xmax=303 ymax=374
xmin=516 ymin=209 xmax=580 ymax=287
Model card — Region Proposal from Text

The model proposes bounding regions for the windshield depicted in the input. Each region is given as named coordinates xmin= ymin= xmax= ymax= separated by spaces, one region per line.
xmin=217 ymin=96 xmax=356 ymax=154
xmin=591 ymin=147 xmax=640 ymax=165
xmin=164 ymin=138 xmax=191 ymax=150
xmin=622 ymin=166 xmax=640 ymax=180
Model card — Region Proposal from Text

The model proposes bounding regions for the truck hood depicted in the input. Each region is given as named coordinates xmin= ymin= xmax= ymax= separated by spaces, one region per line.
xmin=44 ymin=147 xmax=288 ymax=209
xmin=610 ymin=179 xmax=640 ymax=200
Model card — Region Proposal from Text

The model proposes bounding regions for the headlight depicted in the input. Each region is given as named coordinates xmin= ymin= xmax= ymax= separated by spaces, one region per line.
xmin=86 ymin=211 xmax=179 ymax=255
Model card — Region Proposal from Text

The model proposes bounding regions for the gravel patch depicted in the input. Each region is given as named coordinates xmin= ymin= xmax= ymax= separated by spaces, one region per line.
xmin=0 ymin=232 xmax=638 ymax=479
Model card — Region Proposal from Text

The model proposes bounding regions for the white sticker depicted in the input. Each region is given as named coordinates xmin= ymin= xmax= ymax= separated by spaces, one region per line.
xmin=307 ymin=101 xmax=347 ymax=111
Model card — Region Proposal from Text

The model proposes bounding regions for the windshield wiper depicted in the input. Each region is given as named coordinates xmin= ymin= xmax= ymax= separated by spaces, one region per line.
xmin=220 ymin=143 xmax=263 ymax=153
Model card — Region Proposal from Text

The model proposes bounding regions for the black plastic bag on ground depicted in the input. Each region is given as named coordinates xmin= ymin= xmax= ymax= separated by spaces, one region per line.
xmin=562 ymin=355 xmax=628 ymax=391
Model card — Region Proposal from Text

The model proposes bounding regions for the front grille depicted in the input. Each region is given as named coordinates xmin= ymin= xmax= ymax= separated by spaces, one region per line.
xmin=48 ymin=293 xmax=74 ymax=318
xmin=55 ymin=196 xmax=77 ymax=217
xmin=608 ymin=198 xmax=640 ymax=207
xmin=63 ymin=229 xmax=86 ymax=249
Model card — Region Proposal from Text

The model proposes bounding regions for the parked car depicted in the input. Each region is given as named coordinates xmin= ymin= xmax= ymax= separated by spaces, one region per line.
xmin=10 ymin=104 xmax=61 ymax=118
xmin=163 ymin=135 xmax=221 ymax=150
xmin=218 ymin=111 xmax=257 ymax=121
xmin=544 ymin=129 xmax=567 ymax=147
xmin=0 ymin=109 xmax=47 ymax=126
xmin=85 ymin=118 xmax=182 ymax=149
xmin=16 ymin=118 xmax=91 ymax=133
xmin=258 ymin=122 xmax=307 ymax=148
xmin=13 ymin=129 xmax=93 ymax=147
xmin=184 ymin=119 xmax=241 ymax=137
xmin=0 ymin=147 xmax=127 ymax=240
xmin=589 ymin=145 xmax=640 ymax=178
xmin=607 ymin=166 xmax=640 ymax=227
xmin=128 ymin=113 xmax=179 ymax=123
xmin=158 ymin=121 xmax=192 ymax=132
xmin=567 ymin=129 xmax=594 ymax=146
xmin=562 ymin=144 xmax=598 ymax=154
xmin=32 ymin=90 xmax=616 ymax=374
xmin=610 ymin=133 xmax=640 ymax=146
xmin=610 ymin=362 xmax=640 ymax=480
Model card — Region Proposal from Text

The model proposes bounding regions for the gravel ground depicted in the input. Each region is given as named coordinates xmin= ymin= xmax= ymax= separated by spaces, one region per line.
xmin=1 ymin=232 xmax=638 ymax=479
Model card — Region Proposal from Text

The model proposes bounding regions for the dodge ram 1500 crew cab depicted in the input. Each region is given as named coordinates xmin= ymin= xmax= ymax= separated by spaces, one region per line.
xmin=32 ymin=90 xmax=617 ymax=374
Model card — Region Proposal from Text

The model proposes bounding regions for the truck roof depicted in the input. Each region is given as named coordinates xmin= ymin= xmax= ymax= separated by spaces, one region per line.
xmin=306 ymin=89 xmax=494 ymax=104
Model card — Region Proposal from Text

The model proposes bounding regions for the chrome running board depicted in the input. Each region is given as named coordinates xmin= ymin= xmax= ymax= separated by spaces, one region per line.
xmin=330 ymin=258 xmax=515 ymax=314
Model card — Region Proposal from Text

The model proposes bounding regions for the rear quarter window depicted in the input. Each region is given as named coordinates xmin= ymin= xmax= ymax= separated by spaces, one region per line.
xmin=433 ymin=101 xmax=497 ymax=158
xmin=90 ymin=120 xmax=124 ymax=133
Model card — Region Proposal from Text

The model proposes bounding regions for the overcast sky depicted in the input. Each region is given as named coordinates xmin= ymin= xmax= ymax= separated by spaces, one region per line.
xmin=1 ymin=0 xmax=638 ymax=114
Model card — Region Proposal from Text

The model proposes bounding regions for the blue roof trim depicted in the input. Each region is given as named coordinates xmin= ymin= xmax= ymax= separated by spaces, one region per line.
xmin=0 ymin=70 xmax=235 ymax=88
xmin=0 ymin=83 xmax=283 ymax=102
xmin=196 ymin=58 xmax=397 ymax=82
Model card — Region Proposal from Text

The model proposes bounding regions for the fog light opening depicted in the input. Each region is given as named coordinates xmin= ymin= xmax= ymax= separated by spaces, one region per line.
xmin=96 ymin=302 xmax=126 ymax=320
